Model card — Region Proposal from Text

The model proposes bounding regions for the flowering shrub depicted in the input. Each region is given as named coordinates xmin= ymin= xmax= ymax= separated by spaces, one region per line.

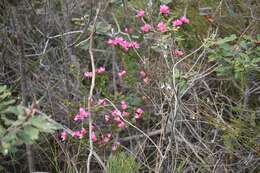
xmin=1 ymin=0 xmax=260 ymax=172
xmin=60 ymin=3 xmax=192 ymax=156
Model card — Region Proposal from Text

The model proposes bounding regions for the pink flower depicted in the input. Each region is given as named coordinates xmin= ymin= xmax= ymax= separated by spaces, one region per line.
xmin=98 ymin=99 xmax=107 ymax=106
xmin=135 ymin=113 xmax=142 ymax=119
xmin=114 ymin=37 xmax=124 ymax=45
xmin=139 ymin=70 xmax=146 ymax=78
xmin=91 ymin=131 xmax=97 ymax=142
xmin=101 ymin=133 xmax=112 ymax=144
xmin=141 ymin=24 xmax=152 ymax=33
xmin=160 ymin=5 xmax=170 ymax=14
xmin=143 ymin=77 xmax=149 ymax=84
xmin=107 ymin=133 xmax=112 ymax=138
xmin=79 ymin=127 xmax=87 ymax=138
xmin=135 ymin=108 xmax=144 ymax=119
xmin=136 ymin=9 xmax=145 ymax=18
xmin=124 ymin=27 xmax=129 ymax=33
xmin=61 ymin=131 xmax=67 ymax=141
xmin=72 ymin=131 xmax=81 ymax=138
xmin=73 ymin=107 xmax=90 ymax=121
xmin=180 ymin=16 xmax=190 ymax=24
xmin=114 ymin=116 xmax=121 ymax=122
xmin=103 ymin=137 xmax=110 ymax=144
xmin=122 ymin=111 xmax=130 ymax=117
xmin=118 ymin=120 xmax=126 ymax=128
xmin=112 ymin=109 xmax=122 ymax=117
xmin=136 ymin=108 xmax=144 ymax=114
xmin=72 ymin=128 xmax=87 ymax=139
xmin=157 ymin=22 xmax=167 ymax=32
xmin=112 ymin=141 xmax=120 ymax=151
xmin=121 ymin=100 xmax=128 ymax=110
xmin=129 ymin=41 xmax=140 ymax=49
xmin=173 ymin=50 xmax=185 ymax=57
xmin=79 ymin=107 xmax=89 ymax=117
xmin=120 ymin=40 xmax=130 ymax=51
xmin=104 ymin=114 xmax=110 ymax=123
xmin=107 ymin=39 xmax=117 ymax=45
xmin=118 ymin=70 xmax=127 ymax=78
xmin=172 ymin=19 xmax=183 ymax=27
xmin=73 ymin=114 xmax=81 ymax=121
xmin=84 ymin=71 xmax=94 ymax=78
xmin=107 ymin=37 xmax=139 ymax=51
xmin=97 ymin=66 xmax=105 ymax=74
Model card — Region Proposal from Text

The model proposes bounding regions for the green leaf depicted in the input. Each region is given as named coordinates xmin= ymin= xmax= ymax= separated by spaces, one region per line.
xmin=31 ymin=116 xmax=62 ymax=132
xmin=78 ymin=40 xmax=89 ymax=50
xmin=0 ymin=91 xmax=11 ymax=101
xmin=95 ymin=21 xmax=111 ymax=34
xmin=0 ymin=100 xmax=16 ymax=112
xmin=0 ymin=124 xmax=5 ymax=136
xmin=4 ymin=105 xmax=24 ymax=116
xmin=0 ymin=85 xmax=7 ymax=93
xmin=173 ymin=69 xmax=181 ymax=79
xmin=1 ymin=115 xmax=15 ymax=126
xmin=23 ymin=126 xmax=39 ymax=141
xmin=2 ymin=131 xmax=17 ymax=143
xmin=160 ymin=0 xmax=172 ymax=4
xmin=215 ymin=34 xmax=237 ymax=45
xmin=30 ymin=116 xmax=47 ymax=129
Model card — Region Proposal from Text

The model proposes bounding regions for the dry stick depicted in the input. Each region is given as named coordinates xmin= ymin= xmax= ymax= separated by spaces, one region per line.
xmin=120 ymin=129 xmax=163 ymax=142
xmin=86 ymin=4 xmax=103 ymax=173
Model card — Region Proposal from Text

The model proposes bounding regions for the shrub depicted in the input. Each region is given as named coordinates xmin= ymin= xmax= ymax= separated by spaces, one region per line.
xmin=107 ymin=152 xmax=140 ymax=173
xmin=0 ymin=85 xmax=61 ymax=155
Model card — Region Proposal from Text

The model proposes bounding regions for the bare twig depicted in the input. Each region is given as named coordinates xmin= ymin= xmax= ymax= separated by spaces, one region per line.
xmin=86 ymin=3 xmax=105 ymax=173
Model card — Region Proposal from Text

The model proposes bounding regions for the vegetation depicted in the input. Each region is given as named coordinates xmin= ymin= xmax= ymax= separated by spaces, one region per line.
xmin=0 ymin=0 xmax=259 ymax=172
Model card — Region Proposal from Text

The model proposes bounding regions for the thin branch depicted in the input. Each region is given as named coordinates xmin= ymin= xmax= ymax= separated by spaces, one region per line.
xmin=86 ymin=3 xmax=104 ymax=173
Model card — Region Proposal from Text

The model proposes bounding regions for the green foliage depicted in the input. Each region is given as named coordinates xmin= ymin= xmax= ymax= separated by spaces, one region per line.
xmin=107 ymin=152 xmax=140 ymax=173
xmin=208 ymin=34 xmax=260 ymax=80
xmin=222 ymin=113 xmax=260 ymax=151
xmin=0 ymin=85 xmax=62 ymax=155
xmin=160 ymin=0 xmax=172 ymax=4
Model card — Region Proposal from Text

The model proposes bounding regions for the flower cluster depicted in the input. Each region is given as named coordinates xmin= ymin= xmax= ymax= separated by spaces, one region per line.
xmin=97 ymin=99 xmax=107 ymax=106
xmin=60 ymin=3 xmax=188 ymax=152
xmin=172 ymin=50 xmax=185 ymax=57
xmin=136 ymin=9 xmax=145 ymax=18
xmin=61 ymin=98 xmax=144 ymax=151
xmin=160 ymin=4 xmax=170 ymax=14
xmin=136 ymin=5 xmax=190 ymax=34
xmin=61 ymin=131 xmax=67 ymax=141
xmin=139 ymin=70 xmax=149 ymax=84
xmin=157 ymin=22 xmax=167 ymax=32
xmin=172 ymin=16 xmax=190 ymax=27
xmin=99 ymin=133 xmax=112 ymax=145
xmin=112 ymin=109 xmax=126 ymax=128
xmin=118 ymin=70 xmax=127 ymax=78
xmin=107 ymin=37 xmax=140 ymax=51
xmin=73 ymin=107 xmax=90 ymax=121
xmin=141 ymin=24 xmax=152 ymax=33
xmin=84 ymin=66 xmax=106 ymax=78
xmin=135 ymin=108 xmax=144 ymax=119
xmin=72 ymin=127 xmax=87 ymax=139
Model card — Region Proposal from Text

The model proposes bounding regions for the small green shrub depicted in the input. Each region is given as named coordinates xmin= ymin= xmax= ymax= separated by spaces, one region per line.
xmin=107 ymin=152 xmax=140 ymax=173
xmin=0 ymin=85 xmax=62 ymax=155
xmin=208 ymin=34 xmax=260 ymax=80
